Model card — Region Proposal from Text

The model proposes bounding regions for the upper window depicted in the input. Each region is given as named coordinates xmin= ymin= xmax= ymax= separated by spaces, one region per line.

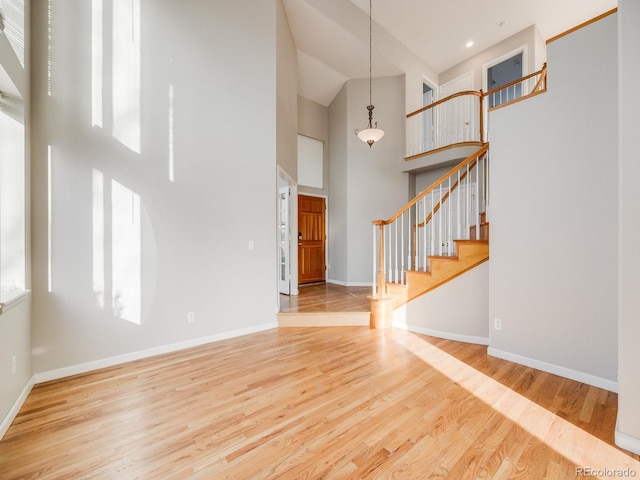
xmin=0 ymin=99 xmax=26 ymax=301
xmin=0 ymin=0 xmax=26 ymax=67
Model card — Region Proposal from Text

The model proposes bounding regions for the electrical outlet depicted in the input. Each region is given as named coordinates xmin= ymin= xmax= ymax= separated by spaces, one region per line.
xmin=187 ymin=312 xmax=195 ymax=323
xmin=11 ymin=355 xmax=16 ymax=375
xmin=494 ymin=318 xmax=502 ymax=331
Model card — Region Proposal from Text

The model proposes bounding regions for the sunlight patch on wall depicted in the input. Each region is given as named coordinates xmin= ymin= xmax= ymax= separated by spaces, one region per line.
xmin=0 ymin=108 xmax=25 ymax=294
xmin=112 ymin=0 xmax=141 ymax=153
xmin=168 ymin=84 xmax=174 ymax=182
xmin=47 ymin=0 xmax=52 ymax=97
xmin=47 ymin=145 xmax=52 ymax=292
xmin=92 ymin=169 xmax=105 ymax=309
xmin=111 ymin=179 xmax=141 ymax=324
xmin=91 ymin=0 xmax=103 ymax=128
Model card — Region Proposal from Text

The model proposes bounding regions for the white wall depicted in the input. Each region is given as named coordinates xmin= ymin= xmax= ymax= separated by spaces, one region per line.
xmin=0 ymin=298 xmax=32 ymax=436
xmin=328 ymin=76 xmax=408 ymax=285
xmin=0 ymin=0 xmax=31 ymax=438
xmin=297 ymin=96 xmax=329 ymax=197
xmin=394 ymin=262 xmax=489 ymax=344
xmin=488 ymin=14 xmax=618 ymax=387
xmin=277 ymin=0 xmax=298 ymax=181
xmin=30 ymin=0 xmax=278 ymax=374
xmin=617 ymin=0 xmax=640 ymax=455
xmin=328 ymin=84 xmax=348 ymax=282
xmin=345 ymin=76 xmax=407 ymax=284
xmin=440 ymin=26 xmax=545 ymax=92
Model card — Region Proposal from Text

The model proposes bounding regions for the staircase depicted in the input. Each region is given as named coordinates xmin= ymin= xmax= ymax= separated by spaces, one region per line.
xmin=385 ymin=213 xmax=488 ymax=309
xmin=370 ymin=144 xmax=490 ymax=328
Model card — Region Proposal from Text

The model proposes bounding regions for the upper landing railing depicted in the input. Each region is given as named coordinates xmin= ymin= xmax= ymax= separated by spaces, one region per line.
xmin=405 ymin=63 xmax=547 ymax=160
xmin=406 ymin=91 xmax=484 ymax=158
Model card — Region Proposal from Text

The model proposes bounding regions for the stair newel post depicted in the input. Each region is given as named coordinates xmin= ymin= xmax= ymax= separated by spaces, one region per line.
xmin=370 ymin=220 xmax=394 ymax=329
xmin=479 ymin=90 xmax=485 ymax=143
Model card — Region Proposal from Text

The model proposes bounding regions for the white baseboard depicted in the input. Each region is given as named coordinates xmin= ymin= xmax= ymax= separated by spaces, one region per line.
xmin=0 ymin=375 xmax=35 ymax=441
xmin=488 ymin=347 xmax=618 ymax=393
xmin=615 ymin=422 xmax=640 ymax=456
xmin=326 ymin=279 xmax=373 ymax=287
xmin=34 ymin=322 xmax=278 ymax=384
xmin=395 ymin=322 xmax=489 ymax=345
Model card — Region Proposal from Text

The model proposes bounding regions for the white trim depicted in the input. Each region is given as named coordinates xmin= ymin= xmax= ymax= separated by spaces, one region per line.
xmin=488 ymin=347 xmax=618 ymax=393
xmin=422 ymin=74 xmax=438 ymax=101
xmin=326 ymin=279 xmax=373 ymax=287
xmin=0 ymin=289 xmax=31 ymax=315
xmin=34 ymin=323 xmax=277 ymax=384
xmin=615 ymin=422 xmax=640 ymax=456
xmin=394 ymin=322 xmax=489 ymax=345
xmin=277 ymin=166 xmax=298 ymax=297
xmin=0 ymin=375 xmax=35 ymax=441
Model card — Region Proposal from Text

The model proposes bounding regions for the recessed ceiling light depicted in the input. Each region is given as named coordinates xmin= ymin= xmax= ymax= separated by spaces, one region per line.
xmin=465 ymin=40 xmax=474 ymax=48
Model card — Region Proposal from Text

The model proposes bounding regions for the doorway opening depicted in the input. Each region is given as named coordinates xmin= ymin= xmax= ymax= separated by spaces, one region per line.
xmin=422 ymin=77 xmax=437 ymax=152
xmin=486 ymin=51 xmax=524 ymax=108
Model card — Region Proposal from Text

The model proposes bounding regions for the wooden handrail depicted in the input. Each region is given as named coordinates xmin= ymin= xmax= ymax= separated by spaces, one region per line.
xmin=484 ymin=64 xmax=546 ymax=98
xmin=546 ymin=8 xmax=617 ymax=45
xmin=531 ymin=63 xmax=548 ymax=92
xmin=373 ymin=143 xmax=489 ymax=226
xmin=406 ymin=90 xmax=483 ymax=119
xmin=415 ymin=158 xmax=478 ymax=228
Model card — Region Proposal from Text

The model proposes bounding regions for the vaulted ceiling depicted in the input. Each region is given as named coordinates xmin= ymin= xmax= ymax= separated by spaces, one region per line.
xmin=283 ymin=0 xmax=617 ymax=106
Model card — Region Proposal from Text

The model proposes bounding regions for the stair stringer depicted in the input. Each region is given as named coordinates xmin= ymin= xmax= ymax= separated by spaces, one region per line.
xmin=384 ymin=239 xmax=489 ymax=309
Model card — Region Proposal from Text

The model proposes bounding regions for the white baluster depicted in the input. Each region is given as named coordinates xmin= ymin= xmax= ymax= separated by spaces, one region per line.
xmin=412 ymin=201 xmax=420 ymax=272
xmin=430 ymin=191 xmax=435 ymax=262
xmin=448 ymin=176 xmax=452 ymax=256
xmin=457 ymin=169 xmax=462 ymax=240
xmin=386 ymin=225 xmax=391 ymax=282
xmin=466 ymin=163 xmax=471 ymax=234
xmin=422 ymin=197 xmax=427 ymax=272
xmin=475 ymin=163 xmax=480 ymax=239
xmin=438 ymin=183 xmax=443 ymax=256
xmin=372 ymin=224 xmax=376 ymax=297
xmin=400 ymin=212 xmax=404 ymax=284
xmin=394 ymin=220 xmax=398 ymax=283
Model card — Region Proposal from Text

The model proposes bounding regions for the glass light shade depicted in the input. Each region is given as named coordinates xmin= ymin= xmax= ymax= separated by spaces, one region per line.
xmin=357 ymin=128 xmax=385 ymax=146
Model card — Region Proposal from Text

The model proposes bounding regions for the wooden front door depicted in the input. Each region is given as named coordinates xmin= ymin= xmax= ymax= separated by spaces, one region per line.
xmin=298 ymin=195 xmax=326 ymax=284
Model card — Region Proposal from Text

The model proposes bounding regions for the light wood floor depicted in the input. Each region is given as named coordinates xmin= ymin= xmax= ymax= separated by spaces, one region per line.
xmin=280 ymin=283 xmax=371 ymax=313
xmin=1 ymin=328 xmax=638 ymax=479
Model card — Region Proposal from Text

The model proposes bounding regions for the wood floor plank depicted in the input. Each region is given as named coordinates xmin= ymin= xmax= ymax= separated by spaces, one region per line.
xmin=1 ymin=327 xmax=638 ymax=479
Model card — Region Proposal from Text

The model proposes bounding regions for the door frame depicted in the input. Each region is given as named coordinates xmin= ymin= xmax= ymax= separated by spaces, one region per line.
xmin=297 ymin=192 xmax=328 ymax=286
xmin=481 ymin=45 xmax=528 ymax=93
xmin=277 ymin=166 xmax=298 ymax=303
xmin=422 ymin=75 xmax=439 ymax=152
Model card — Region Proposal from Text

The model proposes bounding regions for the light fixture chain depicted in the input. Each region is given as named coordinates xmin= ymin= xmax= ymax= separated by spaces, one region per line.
xmin=369 ymin=0 xmax=372 ymax=108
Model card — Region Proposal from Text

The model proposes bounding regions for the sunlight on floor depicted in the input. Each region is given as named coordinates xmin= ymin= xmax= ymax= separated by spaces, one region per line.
xmin=393 ymin=330 xmax=640 ymax=475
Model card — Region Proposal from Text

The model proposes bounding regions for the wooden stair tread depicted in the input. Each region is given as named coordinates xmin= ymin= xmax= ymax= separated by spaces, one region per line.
xmin=455 ymin=239 xmax=488 ymax=245
xmin=380 ymin=239 xmax=489 ymax=309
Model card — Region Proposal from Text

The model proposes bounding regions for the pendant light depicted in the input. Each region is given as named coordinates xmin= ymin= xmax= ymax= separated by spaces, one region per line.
xmin=355 ymin=0 xmax=384 ymax=148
